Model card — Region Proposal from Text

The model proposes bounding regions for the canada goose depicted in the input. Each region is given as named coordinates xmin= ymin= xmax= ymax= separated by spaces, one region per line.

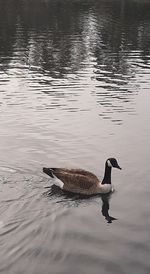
xmin=43 ymin=158 xmax=121 ymax=195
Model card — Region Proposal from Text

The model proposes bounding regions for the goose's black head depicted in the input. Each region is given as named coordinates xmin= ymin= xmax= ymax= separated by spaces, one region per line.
xmin=106 ymin=158 xmax=122 ymax=170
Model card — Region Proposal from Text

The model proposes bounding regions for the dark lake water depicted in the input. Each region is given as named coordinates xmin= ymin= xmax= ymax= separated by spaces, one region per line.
xmin=0 ymin=0 xmax=150 ymax=273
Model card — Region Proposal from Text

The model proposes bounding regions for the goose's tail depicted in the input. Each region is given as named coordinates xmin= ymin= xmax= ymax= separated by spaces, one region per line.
xmin=43 ymin=167 xmax=64 ymax=189
xmin=43 ymin=167 xmax=55 ymax=178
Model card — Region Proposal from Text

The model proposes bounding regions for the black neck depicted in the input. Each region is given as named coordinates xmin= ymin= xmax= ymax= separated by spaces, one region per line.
xmin=102 ymin=163 xmax=112 ymax=184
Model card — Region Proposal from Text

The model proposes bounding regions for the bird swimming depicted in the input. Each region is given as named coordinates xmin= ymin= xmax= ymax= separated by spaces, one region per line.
xmin=43 ymin=158 xmax=121 ymax=195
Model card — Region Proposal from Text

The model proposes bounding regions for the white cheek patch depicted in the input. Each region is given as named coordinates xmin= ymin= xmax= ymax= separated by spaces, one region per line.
xmin=107 ymin=160 xmax=113 ymax=168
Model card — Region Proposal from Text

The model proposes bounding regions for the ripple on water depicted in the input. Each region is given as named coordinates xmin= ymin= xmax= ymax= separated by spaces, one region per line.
xmin=0 ymin=0 xmax=150 ymax=273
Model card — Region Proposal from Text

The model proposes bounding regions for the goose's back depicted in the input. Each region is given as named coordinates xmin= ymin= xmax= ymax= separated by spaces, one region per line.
xmin=52 ymin=168 xmax=98 ymax=178
xmin=52 ymin=168 xmax=100 ymax=195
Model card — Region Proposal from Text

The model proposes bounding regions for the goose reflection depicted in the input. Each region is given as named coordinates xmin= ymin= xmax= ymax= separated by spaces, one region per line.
xmin=43 ymin=185 xmax=117 ymax=223
xmin=101 ymin=193 xmax=117 ymax=223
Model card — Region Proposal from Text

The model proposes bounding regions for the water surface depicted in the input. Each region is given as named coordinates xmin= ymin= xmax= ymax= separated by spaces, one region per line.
xmin=0 ymin=0 xmax=150 ymax=273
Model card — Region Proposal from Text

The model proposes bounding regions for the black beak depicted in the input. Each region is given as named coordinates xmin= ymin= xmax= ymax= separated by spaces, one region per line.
xmin=116 ymin=164 xmax=122 ymax=170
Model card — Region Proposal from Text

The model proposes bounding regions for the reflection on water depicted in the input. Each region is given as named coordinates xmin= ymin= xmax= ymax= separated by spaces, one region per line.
xmin=101 ymin=193 xmax=117 ymax=223
xmin=0 ymin=0 xmax=150 ymax=274
xmin=0 ymin=0 xmax=150 ymax=122
xmin=44 ymin=185 xmax=116 ymax=223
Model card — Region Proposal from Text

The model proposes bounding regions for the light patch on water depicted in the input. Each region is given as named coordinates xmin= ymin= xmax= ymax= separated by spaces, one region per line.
xmin=0 ymin=166 xmax=17 ymax=173
xmin=0 ymin=221 xmax=4 ymax=229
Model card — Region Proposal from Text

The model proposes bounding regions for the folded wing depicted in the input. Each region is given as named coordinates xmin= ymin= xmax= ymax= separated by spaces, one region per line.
xmin=52 ymin=168 xmax=99 ymax=194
